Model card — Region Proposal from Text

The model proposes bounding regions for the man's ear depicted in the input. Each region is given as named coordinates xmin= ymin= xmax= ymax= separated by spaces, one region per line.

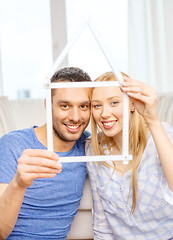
xmin=44 ymin=99 xmax=46 ymax=109
xmin=44 ymin=96 xmax=53 ymax=110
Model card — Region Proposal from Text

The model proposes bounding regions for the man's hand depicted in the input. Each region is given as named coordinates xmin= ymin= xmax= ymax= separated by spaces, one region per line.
xmin=15 ymin=149 xmax=62 ymax=189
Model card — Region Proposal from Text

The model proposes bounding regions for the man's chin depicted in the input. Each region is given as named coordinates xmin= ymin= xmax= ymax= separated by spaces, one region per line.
xmin=58 ymin=131 xmax=82 ymax=142
xmin=65 ymin=134 xmax=82 ymax=142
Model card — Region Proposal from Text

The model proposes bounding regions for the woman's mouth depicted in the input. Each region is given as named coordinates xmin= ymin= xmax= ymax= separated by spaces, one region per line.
xmin=102 ymin=120 xmax=117 ymax=129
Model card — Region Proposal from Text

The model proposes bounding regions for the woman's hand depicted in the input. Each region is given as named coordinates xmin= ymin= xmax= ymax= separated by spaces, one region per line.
xmin=122 ymin=77 xmax=159 ymax=127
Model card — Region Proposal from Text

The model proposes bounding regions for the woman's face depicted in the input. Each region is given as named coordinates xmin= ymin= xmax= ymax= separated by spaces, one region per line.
xmin=91 ymin=86 xmax=124 ymax=140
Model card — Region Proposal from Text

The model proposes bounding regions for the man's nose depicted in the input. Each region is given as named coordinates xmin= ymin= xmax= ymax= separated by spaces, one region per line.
xmin=69 ymin=107 xmax=81 ymax=122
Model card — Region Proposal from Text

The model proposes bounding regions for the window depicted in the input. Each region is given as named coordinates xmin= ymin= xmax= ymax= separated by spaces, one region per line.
xmin=0 ymin=0 xmax=128 ymax=99
xmin=65 ymin=0 xmax=128 ymax=80
xmin=0 ymin=0 xmax=52 ymax=99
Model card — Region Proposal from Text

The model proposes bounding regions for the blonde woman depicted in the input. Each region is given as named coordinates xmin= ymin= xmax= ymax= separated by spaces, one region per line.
xmin=86 ymin=72 xmax=173 ymax=239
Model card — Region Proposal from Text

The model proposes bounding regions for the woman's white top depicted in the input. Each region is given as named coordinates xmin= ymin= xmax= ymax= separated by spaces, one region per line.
xmin=86 ymin=122 xmax=173 ymax=240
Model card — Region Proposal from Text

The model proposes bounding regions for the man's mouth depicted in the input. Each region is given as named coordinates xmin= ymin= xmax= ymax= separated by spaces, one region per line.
xmin=65 ymin=124 xmax=81 ymax=132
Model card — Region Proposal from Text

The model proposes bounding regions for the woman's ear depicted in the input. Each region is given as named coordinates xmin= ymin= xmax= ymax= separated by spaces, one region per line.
xmin=131 ymin=107 xmax=135 ymax=113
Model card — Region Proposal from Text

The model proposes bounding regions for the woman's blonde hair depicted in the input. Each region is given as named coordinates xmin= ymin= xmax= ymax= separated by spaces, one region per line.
xmin=90 ymin=72 xmax=148 ymax=213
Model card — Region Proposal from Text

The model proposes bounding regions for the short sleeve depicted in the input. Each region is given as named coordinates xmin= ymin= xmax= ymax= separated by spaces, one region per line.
xmin=159 ymin=122 xmax=173 ymax=204
xmin=0 ymin=134 xmax=18 ymax=183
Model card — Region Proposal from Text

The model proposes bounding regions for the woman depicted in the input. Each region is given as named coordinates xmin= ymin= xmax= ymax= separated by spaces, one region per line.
xmin=86 ymin=72 xmax=173 ymax=239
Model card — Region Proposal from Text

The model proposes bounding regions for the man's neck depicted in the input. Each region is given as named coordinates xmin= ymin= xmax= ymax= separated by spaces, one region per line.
xmin=34 ymin=124 xmax=76 ymax=152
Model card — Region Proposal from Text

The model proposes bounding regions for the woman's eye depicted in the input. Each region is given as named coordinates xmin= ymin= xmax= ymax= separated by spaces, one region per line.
xmin=112 ymin=101 xmax=118 ymax=106
xmin=92 ymin=104 xmax=101 ymax=109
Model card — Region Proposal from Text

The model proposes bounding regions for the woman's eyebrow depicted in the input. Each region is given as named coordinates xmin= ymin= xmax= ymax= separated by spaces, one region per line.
xmin=91 ymin=100 xmax=100 ymax=103
xmin=108 ymin=96 xmax=120 ymax=100
xmin=92 ymin=96 xmax=120 ymax=102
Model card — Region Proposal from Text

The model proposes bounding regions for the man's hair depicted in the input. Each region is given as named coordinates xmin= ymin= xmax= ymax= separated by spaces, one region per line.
xmin=50 ymin=67 xmax=91 ymax=83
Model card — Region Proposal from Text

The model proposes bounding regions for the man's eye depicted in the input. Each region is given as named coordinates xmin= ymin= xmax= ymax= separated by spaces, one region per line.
xmin=60 ymin=105 xmax=69 ymax=109
xmin=81 ymin=105 xmax=89 ymax=110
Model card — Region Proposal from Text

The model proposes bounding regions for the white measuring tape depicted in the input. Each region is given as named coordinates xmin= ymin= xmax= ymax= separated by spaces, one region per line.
xmin=46 ymin=20 xmax=132 ymax=164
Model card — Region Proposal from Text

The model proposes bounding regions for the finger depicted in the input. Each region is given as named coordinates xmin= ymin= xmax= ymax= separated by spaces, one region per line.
xmin=123 ymin=76 xmax=156 ymax=91
xmin=122 ymin=77 xmax=151 ymax=92
xmin=125 ymin=91 xmax=151 ymax=104
xmin=23 ymin=172 xmax=59 ymax=180
xmin=21 ymin=164 xmax=62 ymax=174
xmin=22 ymin=149 xmax=59 ymax=161
xmin=122 ymin=78 xmax=154 ymax=97
xmin=18 ymin=156 xmax=62 ymax=170
xmin=123 ymin=76 xmax=145 ymax=86
xmin=34 ymin=173 xmax=59 ymax=179
xmin=122 ymin=86 xmax=150 ymax=97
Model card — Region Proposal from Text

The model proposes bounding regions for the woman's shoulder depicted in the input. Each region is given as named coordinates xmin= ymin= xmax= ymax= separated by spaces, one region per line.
xmin=85 ymin=138 xmax=92 ymax=155
xmin=86 ymin=160 xmax=99 ymax=176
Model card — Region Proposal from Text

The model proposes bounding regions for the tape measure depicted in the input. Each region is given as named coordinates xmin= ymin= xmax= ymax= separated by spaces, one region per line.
xmin=46 ymin=20 xmax=132 ymax=164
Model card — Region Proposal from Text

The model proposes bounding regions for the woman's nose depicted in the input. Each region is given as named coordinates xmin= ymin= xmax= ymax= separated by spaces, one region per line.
xmin=101 ymin=106 xmax=111 ymax=118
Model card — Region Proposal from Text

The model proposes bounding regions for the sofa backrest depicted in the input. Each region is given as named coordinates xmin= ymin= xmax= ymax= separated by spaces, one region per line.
xmin=0 ymin=96 xmax=16 ymax=137
xmin=0 ymin=97 xmax=46 ymax=137
xmin=10 ymin=98 xmax=46 ymax=130
xmin=157 ymin=92 xmax=173 ymax=126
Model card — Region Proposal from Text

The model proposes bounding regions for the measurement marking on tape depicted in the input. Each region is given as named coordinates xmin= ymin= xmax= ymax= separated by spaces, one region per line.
xmin=60 ymin=155 xmax=133 ymax=163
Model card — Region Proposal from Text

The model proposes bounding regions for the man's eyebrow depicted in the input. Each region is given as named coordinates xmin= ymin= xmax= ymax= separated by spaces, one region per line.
xmin=56 ymin=100 xmax=91 ymax=104
xmin=80 ymin=100 xmax=91 ymax=104
xmin=56 ymin=100 xmax=70 ymax=104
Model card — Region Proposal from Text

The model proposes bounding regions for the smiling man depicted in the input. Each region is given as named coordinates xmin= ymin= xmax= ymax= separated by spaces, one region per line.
xmin=0 ymin=67 xmax=91 ymax=240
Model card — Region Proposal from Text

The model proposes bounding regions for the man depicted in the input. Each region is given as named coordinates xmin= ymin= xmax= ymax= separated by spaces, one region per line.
xmin=0 ymin=67 xmax=91 ymax=239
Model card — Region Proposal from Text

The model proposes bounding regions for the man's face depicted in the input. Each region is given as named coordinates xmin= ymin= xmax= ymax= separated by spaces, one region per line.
xmin=52 ymin=87 xmax=90 ymax=143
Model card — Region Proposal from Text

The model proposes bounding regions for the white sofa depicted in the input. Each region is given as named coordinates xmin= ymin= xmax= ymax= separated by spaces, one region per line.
xmin=0 ymin=93 xmax=173 ymax=239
